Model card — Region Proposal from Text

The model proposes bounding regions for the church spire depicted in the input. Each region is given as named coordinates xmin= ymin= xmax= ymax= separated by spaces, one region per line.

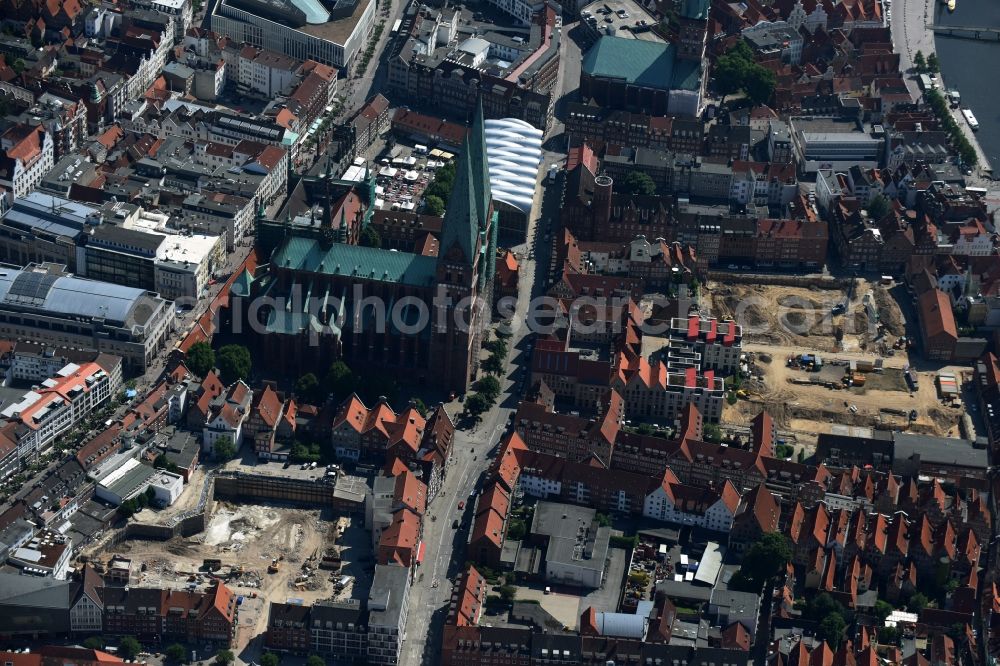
xmin=469 ymin=96 xmax=492 ymax=229
xmin=439 ymin=133 xmax=480 ymax=263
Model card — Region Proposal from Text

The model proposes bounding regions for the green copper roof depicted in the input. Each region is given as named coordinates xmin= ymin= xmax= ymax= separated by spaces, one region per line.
xmin=470 ymin=98 xmax=492 ymax=229
xmin=681 ymin=0 xmax=709 ymax=20
xmin=671 ymin=58 xmax=704 ymax=92
xmin=231 ymin=269 xmax=255 ymax=297
xmin=440 ymin=134 xmax=480 ymax=262
xmin=264 ymin=281 xmax=344 ymax=337
xmin=582 ymin=37 xmax=702 ymax=92
xmin=271 ymin=236 xmax=438 ymax=286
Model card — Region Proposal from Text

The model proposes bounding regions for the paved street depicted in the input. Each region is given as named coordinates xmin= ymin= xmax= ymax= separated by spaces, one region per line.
xmin=545 ymin=21 xmax=583 ymax=142
xmin=396 ymin=104 xmax=570 ymax=666
xmin=890 ymin=0 xmax=995 ymax=177
xmin=340 ymin=0 xmax=408 ymax=116
xmin=395 ymin=26 xmax=589 ymax=663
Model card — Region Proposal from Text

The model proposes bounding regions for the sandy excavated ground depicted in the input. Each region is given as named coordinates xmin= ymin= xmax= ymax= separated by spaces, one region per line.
xmin=725 ymin=353 xmax=963 ymax=439
xmin=708 ymin=280 xmax=905 ymax=354
xmin=86 ymin=503 xmax=366 ymax=651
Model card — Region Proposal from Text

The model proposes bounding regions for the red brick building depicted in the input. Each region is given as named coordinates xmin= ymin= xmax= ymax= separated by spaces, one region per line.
xmin=917 ymin=288 xmax=958 ymax=361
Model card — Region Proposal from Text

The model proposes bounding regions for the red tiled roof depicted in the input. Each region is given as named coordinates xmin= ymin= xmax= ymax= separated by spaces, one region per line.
xmin=0 ymin=653 xmax=42 ymax=666
xmin=393 ymin=470 xmax=427 ymax=516
xmin=918 ymin=288 xmax=957 ymax=343
xmin=253 ymin=384 xmax=282 ymax=429
xmin=378 ymin=509 xmax=420 ymax=566
xmin=739 ymin=483 xmax=780 ymax=533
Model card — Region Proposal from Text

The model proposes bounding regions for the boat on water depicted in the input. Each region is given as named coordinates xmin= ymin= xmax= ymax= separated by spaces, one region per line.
xmin=963 ymin=108 xmax=979 ymax=131
xmin=947 ymin=0 xmax=955 ymax=11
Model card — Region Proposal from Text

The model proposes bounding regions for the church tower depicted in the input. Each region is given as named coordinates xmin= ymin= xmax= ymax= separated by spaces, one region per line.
xmin=677 ymin=0 xmax=710 ymax=62
xmin=432 ymin=97 xmax=496 ymax=391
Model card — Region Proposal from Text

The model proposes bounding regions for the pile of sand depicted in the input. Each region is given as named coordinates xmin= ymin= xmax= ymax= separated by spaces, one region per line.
xmin=874 ymin=286 xmax=905 ymax=336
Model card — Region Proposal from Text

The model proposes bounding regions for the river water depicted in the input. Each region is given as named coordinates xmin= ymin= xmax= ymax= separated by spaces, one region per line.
xmin=934 ymin=0 xmax=1000 ymax=168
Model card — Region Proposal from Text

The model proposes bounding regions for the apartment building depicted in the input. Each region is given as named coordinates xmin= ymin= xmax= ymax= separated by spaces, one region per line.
xmin=0 ymin=124 xmax=55 ymax=200
xmin=1 ymin=358 xmax=122 ymax=462
xmin=665 ymin=314 xmax=742 ymax=373
xmin=101 ymin=583 xmax=237 ymax=645
xmin=512 ymin=391 xmax=622 ymax=465
xmin=613 ymin=356 xmax=726 ymax=423
xmin=643 ymin=472 xmax=741 ymax=533
xmin=367 ymin=565 xmax=411 ymax=666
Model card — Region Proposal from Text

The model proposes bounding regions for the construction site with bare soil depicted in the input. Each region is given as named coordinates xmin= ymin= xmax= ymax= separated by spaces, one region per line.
xmin=707 ymin=277 xmax=964 ymax=450
xmin=707 ymin=278 xmax=906 ymax=353
xmin=83 ymin=502 xmax=372 ymax=650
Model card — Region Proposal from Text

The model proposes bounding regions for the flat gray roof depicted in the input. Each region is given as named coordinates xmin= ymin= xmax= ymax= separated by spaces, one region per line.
xmin=893 ymin=432 xmax=988 ymax=468
xmin=368 ymin=563 xmax=409 ymax=628
xmin=0 ymin=266 xmax=163 ymax=328
xmin=532 ymin=501 xmax=609 ymax=575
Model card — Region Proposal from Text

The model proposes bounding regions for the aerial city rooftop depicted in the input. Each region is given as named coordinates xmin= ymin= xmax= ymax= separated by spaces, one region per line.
xmin=0 ymin=0 xmax=996 ymax=664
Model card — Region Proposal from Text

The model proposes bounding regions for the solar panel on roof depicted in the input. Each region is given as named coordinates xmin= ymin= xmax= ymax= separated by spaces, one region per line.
xmin=5 ymin=272 xmax=58 ymax=307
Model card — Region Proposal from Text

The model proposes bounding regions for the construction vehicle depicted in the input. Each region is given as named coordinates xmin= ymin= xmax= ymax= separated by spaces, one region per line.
xmin=268 ymin=559 xmax=280 ymax=574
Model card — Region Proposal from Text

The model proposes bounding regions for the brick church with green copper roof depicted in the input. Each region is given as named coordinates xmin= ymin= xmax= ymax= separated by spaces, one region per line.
xmin=233 ymin=100 xmax=498 ymax=393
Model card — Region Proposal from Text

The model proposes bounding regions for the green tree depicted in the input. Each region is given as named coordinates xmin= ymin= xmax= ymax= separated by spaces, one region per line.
xmin=260 ymin=653 xmax=280 ymax=666
xmin=908 ymin=592 xmax=929 ymax=612
xmin=732 ymin=532 xmax=791 ymax=591
xmin=595 ymin=512 xmax=613 ymax=527
xmin=703 ymin=422 xmax=723 ymax=443
xmin=424 ymin=161 xmax=457 ymax=203
xmin=805 ymin=592 xmax=844 ymax=620
xmin=186 ymin=341 xmax=215 ymax=377
xmin=874 ymin=600 xmax=894 ymax=622
xmin=867 ymin=194 xmax=891 ymax=221
xmin=914 ymin=50 xmax=926 ymax=72
xmin=305 ymin=656 xmax=326 ymax=666
xmin=119 ymin=637 xmax=142 ymax=660
xmin=424 ymin=194 xmax=446 ymax=216
xmin=499 ymin=585 xmax=517 ymax=602
xmin=296 ymin=372 xmax=321 ymax=402
xmin=879 ymin=626 xmax=900 ymax=644
xmin=818 ymin=614 xmax=847 ymax=649
xmin=410 ymin=397 xmax=428 ymax=416
xmin=507 ymin=518 xmax=526 ymax=540
xmin=465 ymin=393 xmax=491 ymax=417
xmin=214 ymin=650 xmax=234 ymax=666
xmin=474 ymin=375 xmax=502 ymax=401
xmin=216 ymin=344 xmax=251 ymax=384
xmin=12 ymin=59 xmax=24 ymax=75
xmin=324 ymin=361 xmax=356 ymax=400
xmin=926 ymin=52 xmax=939 ymax=73
xmin=214 ymin=435 xmax=237 ymax=462
xmin=165 ymin=644 xmax=187 ymax=664
xmin=82 ymin=637 xmax=106 ymax=650
xmin=482 ymin=355 xmax=505 ymax=376
xmin=621 ymin=171 xmax=657 ymax=196
xmin=744 ymin=65 xmax=776 ymax=106
xmin=714 ymin=45 xmax=751 ymax=95
xmin=359 ymin=225 xmax=381 ymax=248
xmin=153 ymin=453 xmax=180 ymax=473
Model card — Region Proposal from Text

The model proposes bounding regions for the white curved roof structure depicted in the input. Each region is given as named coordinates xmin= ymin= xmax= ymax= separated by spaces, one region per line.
xmin=484 ymin=118 xmax=543 ymax=215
